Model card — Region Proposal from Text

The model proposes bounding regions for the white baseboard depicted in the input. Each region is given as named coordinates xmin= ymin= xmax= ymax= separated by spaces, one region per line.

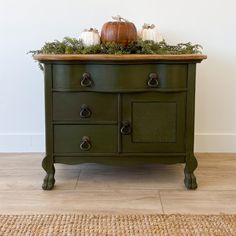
xmin=194 ymin=133 xmax=236 ymax=152
xmin=0 ymin=133 xmax=45 ymax=152
xmin=0 ymin=133 xmax=235 ymax=153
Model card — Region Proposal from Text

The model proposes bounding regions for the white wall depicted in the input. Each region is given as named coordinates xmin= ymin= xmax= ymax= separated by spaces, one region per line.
xmin=0 ymin=0 xmax=235 ymax=152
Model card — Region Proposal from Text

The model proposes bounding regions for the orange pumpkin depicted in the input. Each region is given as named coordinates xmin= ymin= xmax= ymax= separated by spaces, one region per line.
xmin=101 ymin=16 xmax=137 ymax=46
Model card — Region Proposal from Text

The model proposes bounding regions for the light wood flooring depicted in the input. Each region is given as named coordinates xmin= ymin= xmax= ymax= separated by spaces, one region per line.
xmin=0 ymin=153 xmax=236 ymax=214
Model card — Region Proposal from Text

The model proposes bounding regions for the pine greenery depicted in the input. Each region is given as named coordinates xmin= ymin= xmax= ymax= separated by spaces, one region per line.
xmin=29 ymin=37 xmax=202 ymax=55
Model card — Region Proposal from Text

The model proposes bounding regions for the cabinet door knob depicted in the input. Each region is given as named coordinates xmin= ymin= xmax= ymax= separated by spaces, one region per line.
xmin=80 ymin=136 xmax=91 ymax=151
xmin=80 ymin=104 xmax=91 ymax=118
xmin=147 ymin=73 xmax=159 ymax=88
xmin=81 ymin=72 xmax=93 ymax=87
xmin=121 ymin=120 xmax=131 ymax=135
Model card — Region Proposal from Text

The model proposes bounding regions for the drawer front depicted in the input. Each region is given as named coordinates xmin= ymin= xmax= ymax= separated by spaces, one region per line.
xmin=53 ymin=92 xmax=117 ymax=122
xmin=53 ymin=64 xmax=187 ymax=91
xmin=54 ymin=125 xmax=117 ymax=153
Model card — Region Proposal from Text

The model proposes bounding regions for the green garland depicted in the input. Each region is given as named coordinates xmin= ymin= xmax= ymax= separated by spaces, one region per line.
xmin=30 ymin=37 xmax=202 ymax=55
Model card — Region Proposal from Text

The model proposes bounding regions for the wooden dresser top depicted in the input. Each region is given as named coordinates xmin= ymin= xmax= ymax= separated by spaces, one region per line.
xmin=33 ymin=54 xmax=207 ymax=62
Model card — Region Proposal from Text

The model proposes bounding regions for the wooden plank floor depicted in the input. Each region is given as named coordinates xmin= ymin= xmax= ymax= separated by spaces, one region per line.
xmin=0 ymin=153 xmax=235 ymax=214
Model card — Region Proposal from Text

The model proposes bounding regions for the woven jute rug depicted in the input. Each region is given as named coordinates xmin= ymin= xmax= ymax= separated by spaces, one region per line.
xmin=0 ymin=214 xmax=236 ymax=236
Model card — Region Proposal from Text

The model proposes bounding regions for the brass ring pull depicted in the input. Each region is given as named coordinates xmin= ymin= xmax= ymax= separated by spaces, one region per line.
xmin=147 ymin=73 xmax=159 ymax=88
xmin=80 ymin=104 xmax=91 ymax=118
xmin=81 ymin=72 xmax=93 ymax=87
xmin=120 ymin=120 xmax=131 ymax=135
xmin=80 ymin=136 xmax=91 ymax=151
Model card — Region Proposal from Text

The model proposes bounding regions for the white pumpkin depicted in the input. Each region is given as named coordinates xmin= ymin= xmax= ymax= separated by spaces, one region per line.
xmin=80 ymin=28 xmax=100 ymax=47
xmin=140 ymin=24 xmax=164 ymax=43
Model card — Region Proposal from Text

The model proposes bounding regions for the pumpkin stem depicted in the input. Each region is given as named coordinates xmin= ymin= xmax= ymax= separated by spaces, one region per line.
xmin=112 ymin=15 xmax=129 ymax=22
xmin=142 ymin=23 xmax=156 ymax=29
xmin=83 ymin=28 xmax=99 ymax=33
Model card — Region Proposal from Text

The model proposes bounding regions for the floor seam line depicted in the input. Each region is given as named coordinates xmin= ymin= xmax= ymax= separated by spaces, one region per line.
xmin=158 ymin=191 xmax=165 ymax=214
xmin=75 ymin=169 xmax=82 ymax=189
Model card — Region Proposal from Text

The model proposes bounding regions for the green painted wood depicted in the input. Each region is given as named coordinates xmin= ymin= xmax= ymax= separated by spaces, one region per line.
xmin=42 ymin=64 xmax=55 ymax=190
xmin=184 ymin=63 xmax=198 ymax=190
xmin=52 ymin=88 xmax=188 ymax=93
xmin=53 ymin=152 xmax=186 ymax=157
xmin=53 ymin=121 xmax=117 ymax=125
xmin=38 ymin=59 xmax=204 ymax=190
xmin=132 ymin=102 xmax=176 ymax=142
xmin=122 ymin=92 xmax=186 ymax=153
xmin=54 ymin=155 xmax=185 ymax=166
xmin=53 ymin=64 xmax=187 ymax=91
xmin=53 ymin=92 xmax=117 ymax=122
xmin=117 ymin=93 xmax=122 ymax=153
xmin=54 ymin=125 xmax=117 ymax=153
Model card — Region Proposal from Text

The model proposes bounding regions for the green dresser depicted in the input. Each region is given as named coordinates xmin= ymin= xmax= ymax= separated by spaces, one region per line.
xmin=34 ymin=54 xmax=206 ymax=190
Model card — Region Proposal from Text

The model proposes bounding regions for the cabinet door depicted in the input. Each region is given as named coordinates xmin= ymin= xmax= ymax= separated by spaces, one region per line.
xmin=122 ymin=92 xmax=186 ymax=153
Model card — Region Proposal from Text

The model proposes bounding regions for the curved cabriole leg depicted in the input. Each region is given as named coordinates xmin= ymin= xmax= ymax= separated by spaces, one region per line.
xmin=184 ymin=153 xmax=198 ymax=190
xmin=42 ymin=156 xmax=55 ymax=190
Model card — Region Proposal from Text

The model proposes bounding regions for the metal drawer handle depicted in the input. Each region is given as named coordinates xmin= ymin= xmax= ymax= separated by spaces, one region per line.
xmin=120 ymin=120 xmax=131 ymax=135
xmin=81 ymin=72 xmax=93 ymax=87
xmin=147 ymin=73 xmax=159 ymax=88
xmin=80 ymin=104 xmax=91 ymax=118
xmin=80 ymin=136 xmax=91 ymax=151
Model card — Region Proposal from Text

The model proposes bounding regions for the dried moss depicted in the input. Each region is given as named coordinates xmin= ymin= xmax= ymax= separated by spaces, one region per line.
xmin=29 ymin=37 xmax=202 ymax=56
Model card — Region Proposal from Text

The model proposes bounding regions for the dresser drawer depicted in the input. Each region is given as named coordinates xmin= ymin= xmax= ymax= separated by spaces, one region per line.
xmin=54 ymin=125 xmax=117 ymax=153
xmin=53 ymin=64 xmax=187 ymax=91
xmin=53 ymin=92 xmax=117 ymax=122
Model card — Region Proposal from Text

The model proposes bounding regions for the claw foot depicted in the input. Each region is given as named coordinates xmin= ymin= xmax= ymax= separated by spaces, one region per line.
xmin=42 ymin=173 xmax=55 ymax=190
xmin=184 ymin=172 xmax=197 ymax=190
